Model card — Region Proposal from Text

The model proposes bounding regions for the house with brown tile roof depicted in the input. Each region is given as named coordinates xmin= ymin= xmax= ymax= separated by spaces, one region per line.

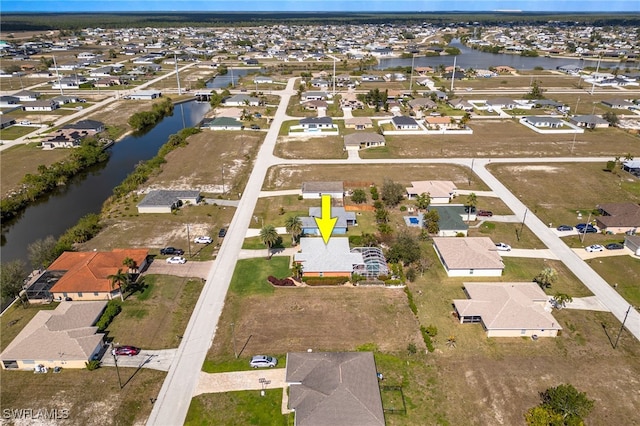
xmin=286 ymin=351 xmax=385 ymax=426
xmin=48 ymin=249 xmax=148 ymax=301
xmin=0 ymin=301 xmax=107 ymax=370
xmin=432 ymin=237 xmax=504 ymax=277
xmin=596 ymin=203 xmax=640 ymax=234
xmin=453 ymin=282 xmax=562 ymax=337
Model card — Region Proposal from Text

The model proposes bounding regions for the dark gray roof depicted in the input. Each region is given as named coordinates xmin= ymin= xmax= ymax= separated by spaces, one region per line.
xmin=430 ymin=205 xmax=469 ymax=231
xmin=392 ymin=115 xmax=418 ymax=126
xmin=300 ymin=116 xmax=333 ymax=125
xmin=137 ymin=190 xmax=200 ymax=207
xmin=286 ymin=352 xmax=385 ymax=426
xmin=63 ymin=120 xmax=104 ymax=131
xmin=571 ymin=115 xmax=608 ymax=125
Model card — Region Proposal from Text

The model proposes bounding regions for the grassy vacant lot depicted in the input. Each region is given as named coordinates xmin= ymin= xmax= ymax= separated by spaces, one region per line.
xmin=0 ymin=125 xmax=37 ymax=140
xmin=263 ymin=164 xmax=483 ymax=191
xmin=106 ymin=275 xmax=203 ymax=349
xmin=469 ymin=220 xmax=545 ymax=249
xmin=1 ymin=143 xmax=71 ymax=196
xmin=489 ymin=162 xmax=640 ymax=232
xmin=139 ymin=130 xmax=262 ymax=197
xmin=274 ymin=135 xmax=348 ymax=159
xmin=87 ymin=98 xmax=170 ymax=139
xmin=586 ymin=256 xmax=640 ymax=307
xmin=360 ymin=120 xmax=640 ymax=159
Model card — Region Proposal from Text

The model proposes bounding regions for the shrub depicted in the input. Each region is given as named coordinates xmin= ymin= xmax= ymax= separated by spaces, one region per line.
xmin=85 ymin=360 xmax=101 ymax=371
xmin=404 ymin=287 xmax=417 ymax=315
xmin=421 ymin=326 xmax=435 ymax=352
xmin=267 ymin=275 xmax=296 ymax=287
xmin=407 ymin=343 xmax=417 ymax=355
xmin=95 ymin=300 xmax=122 ymax=331
xmin=302 ymin=276 xmax=349 ymax=286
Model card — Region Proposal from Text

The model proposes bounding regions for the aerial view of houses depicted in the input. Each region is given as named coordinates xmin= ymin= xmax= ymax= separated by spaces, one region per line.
xmin=1 ymin=6 xmax=640 ymax=426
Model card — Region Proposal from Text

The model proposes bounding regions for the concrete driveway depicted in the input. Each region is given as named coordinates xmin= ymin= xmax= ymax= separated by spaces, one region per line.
xmin=144 ymin=260 xmax=214 ymax=279
xmin=193 ymin=368 xmax=286 ymax=396
xmin=101 ymin=349 xmax=177 ymax=371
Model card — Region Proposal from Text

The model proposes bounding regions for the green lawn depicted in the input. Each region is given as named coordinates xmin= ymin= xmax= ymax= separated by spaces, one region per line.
xmin=228 ymin=257 xmax=290 ymax=297
xmin=585 ymin=255 xmax=640 ymax=307
xmin=186 ymin=389 xmax=292 ymax=426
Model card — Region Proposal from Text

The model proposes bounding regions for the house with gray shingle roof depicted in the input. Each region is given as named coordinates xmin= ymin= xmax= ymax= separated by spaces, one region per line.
xmin=294 ymin=237 xmax=364 ymax=277
xmin=286 ymin=351 xmax=385 ymax=426
xmin=137 ymin=190 xmax=201 ymax=213
xmin=429 ymin=205 xmax=469 ymax=236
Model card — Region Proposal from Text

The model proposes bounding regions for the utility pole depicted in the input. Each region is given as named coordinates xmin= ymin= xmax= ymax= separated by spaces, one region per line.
xmin=613 ymin=305 xmax=633 ymax=349
xmin=174 ymin=54 xmax=182 ymax=95
xmin=332 ymin=56 xmax=336 ymax=96
xmin=186 ymin=224 xmax=192 ymax=258
xmin=450 ymin=55 xmax=456 ymax=92
xmin=221 ymin=164 xmax=225 ymax=194
xmin=590 ymin=56 xmax=601 ymax=95
xmin=112 ymin=351 xmax=123 ymax=389
xmin=52 ymin=55 xmax=64 ymax=96
xmin=518 ymin=208 xmax=528 ymax=241
xmin=409 ymin=53 xmax=415 ymax=93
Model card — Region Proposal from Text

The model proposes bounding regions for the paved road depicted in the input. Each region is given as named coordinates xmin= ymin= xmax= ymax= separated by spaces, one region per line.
xmin=146 ymin=77 xmax=297 ymax=426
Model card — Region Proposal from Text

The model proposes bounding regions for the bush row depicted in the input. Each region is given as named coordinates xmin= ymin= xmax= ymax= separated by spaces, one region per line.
xmin=302 ymin=276 xmax=349 ymax=286
xmin=1 ymin=139 xmax=109 ymax=222
xmin=267 ymin=275 xmax=295 ymax=287
xmin=96 ymin=300 xmax=122 ymax=332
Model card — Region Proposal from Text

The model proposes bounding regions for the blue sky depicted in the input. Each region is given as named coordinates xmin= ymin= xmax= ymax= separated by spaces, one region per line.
xmin=3 ymin=1 xmax=639 ymax=13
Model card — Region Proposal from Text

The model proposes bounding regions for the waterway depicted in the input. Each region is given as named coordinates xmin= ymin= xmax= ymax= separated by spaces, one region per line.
xmin=1 ymin=100 xmax=210 ymax=264
xmin=376 ymin=40 xmax=638 ymax=71
xmin=206 ymin=68 xmax=260 ymax=88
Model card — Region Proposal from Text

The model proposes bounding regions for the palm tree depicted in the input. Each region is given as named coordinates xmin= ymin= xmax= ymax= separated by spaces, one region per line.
xmin=259 ymin=225 xmax=279 ymax=259
xmin=291 ymin=262 xmax=303 ymax=280
xmin=465 ymin=192 xmax=477 ymax=222
xmin=534 ymin=267 xmax=558 ymax=289
xmin=284 ymin=215 xmax=303 ymax=246
xmin=107 ymin=268 xmax=129 ymax=301
xmin=122 ymin=257 xmax=137 ymax=274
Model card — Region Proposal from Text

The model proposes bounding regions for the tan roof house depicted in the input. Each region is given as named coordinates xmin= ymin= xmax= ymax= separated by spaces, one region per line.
xmin=453 ymin=282 xmax=562 ymax=337
xmin=344 ymin=117 xmax=373 ymax=130
xmin=301 ymin=181 xmax=344 ymax=200
xmin=286 ymin=352 xmax=385 ymax=426
xmin=406 ymin=180 xmax=457 ymax=204
xmin=432 ymin=237 xmax=504 ymax=277
xmin=343 ymin=132 xmax=385 ymax=150
xmin=1 ymin=301 xmax=107 ymax=370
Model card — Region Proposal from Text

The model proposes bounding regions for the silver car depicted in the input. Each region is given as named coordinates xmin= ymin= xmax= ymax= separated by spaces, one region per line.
xmin=249 ymin=355 xmax=277 ymax=368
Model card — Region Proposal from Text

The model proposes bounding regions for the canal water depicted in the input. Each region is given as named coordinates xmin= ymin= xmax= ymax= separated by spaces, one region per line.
xmin=376 ymin=40 xmax=637 ymax=71
xmin=1 ymin=100 xmax=211 ymax=264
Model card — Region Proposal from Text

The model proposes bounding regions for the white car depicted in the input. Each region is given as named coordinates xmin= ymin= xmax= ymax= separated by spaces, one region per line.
xmin=585 ymin=244 xmax=604 ymax=253
xmin=495 ymin=242 xmax=511 ymax=251
xmin=166 ymin=256 xmax=186 ymax=264
xmin=194 ymin=236 xmax=213 ymax=244
xmin=249 ymin=355 xmax=277 ymax=368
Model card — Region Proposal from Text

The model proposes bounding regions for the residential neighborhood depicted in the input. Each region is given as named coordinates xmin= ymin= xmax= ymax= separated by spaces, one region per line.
xmin=1 ymin=10 xmax=640 ymax=426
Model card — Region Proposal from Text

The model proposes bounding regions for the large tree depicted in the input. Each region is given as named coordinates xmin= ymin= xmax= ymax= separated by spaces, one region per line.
xmin=351 ymin=189 xmax=367 ymax=204
xmin=1 ymin=260 xmax=28 ymax=300
xmin=27 ymin=235 xmax=58 ymax=270
xmin=415 ymin=192 xmax=431 ymax=210
xmin=525 ymin=384 xmax=594 ymax=426
xmin=107 ymin=268 xmax=129 ymax=301
xmin=381 ymin=179 xmax=405 ymax=207
xmin=259 ymin=225 xmax=279 ymax=259
xmin=423 ymin=210 xmax=440 ymax=234
xmin=284 ymin=215 xmax=303 ymax=246
xmin=386 ymin=232 xmax=421 ymax=266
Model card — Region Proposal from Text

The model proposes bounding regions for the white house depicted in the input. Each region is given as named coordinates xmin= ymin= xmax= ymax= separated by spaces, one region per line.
xmin=129 ymin=90 xmax=162 ymax=100
xmin=301 ymin=181 xmax=344 ymax=200
xmin=406 ymin=181 xmax=457 ymax=203
xmin=432 ymin=237 xmax=505 ymax=277
xmin=453 ymin=282 xmax=562 ymax=338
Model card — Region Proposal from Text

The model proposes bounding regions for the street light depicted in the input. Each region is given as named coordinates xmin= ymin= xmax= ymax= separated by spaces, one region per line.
xmin=231 ymin=322 xmax=238 ymax=358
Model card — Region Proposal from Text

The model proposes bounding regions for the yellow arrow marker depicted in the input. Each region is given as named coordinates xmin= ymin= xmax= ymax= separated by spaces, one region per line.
xmin=314 ymin=194 xmax=337 ymax=244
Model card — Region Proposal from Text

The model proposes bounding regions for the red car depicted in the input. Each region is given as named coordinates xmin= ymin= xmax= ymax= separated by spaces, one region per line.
xmin=477 ymin=210 xmax=493 ymax=217
xmin=112 ymin=346 xmax=141 ymax=356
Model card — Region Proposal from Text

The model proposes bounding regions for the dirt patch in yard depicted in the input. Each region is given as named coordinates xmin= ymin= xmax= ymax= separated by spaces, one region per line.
xmin=209 ymin=287 xmax=423 ymax=357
